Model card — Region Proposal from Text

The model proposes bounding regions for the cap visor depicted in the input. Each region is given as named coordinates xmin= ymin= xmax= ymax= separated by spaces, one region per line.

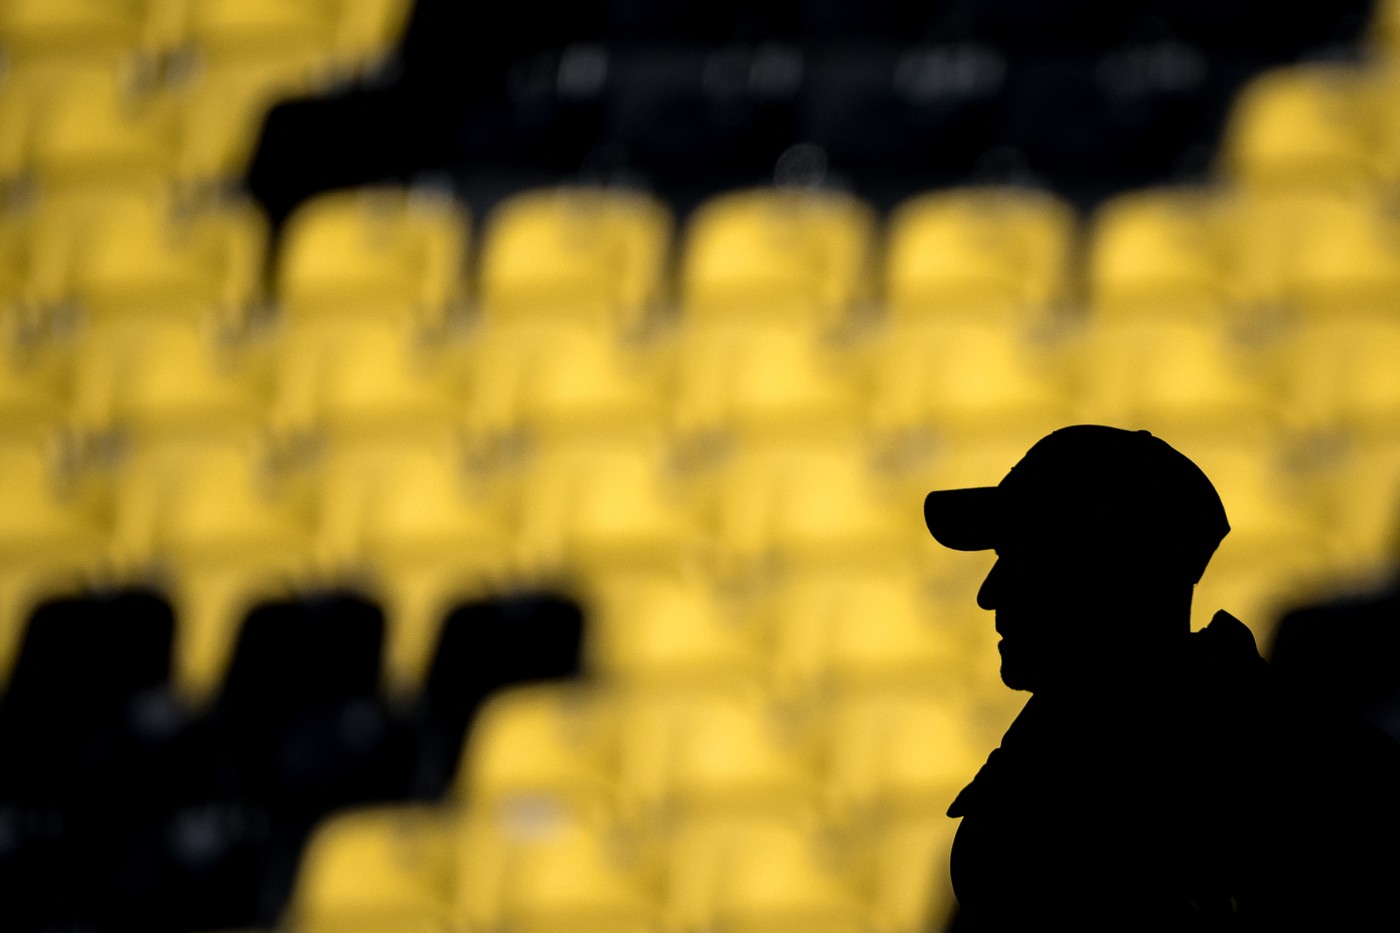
xmin=923 ymin=487 xmax=1001 ymax=551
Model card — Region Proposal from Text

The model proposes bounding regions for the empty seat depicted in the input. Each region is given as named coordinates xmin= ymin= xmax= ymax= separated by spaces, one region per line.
xmin=680 ymin=188 xmax=876 ymax=327
xmin=868 ymin=321 xmax=1071 ymax=442
xmin=71 ymin=319 xmax=270 ymax=440
xmin=277 ymin=187 xmax=468 ymax=326
xmin=272 ymin=318 xmax=463 ymax=442
xmin=309 ymin=439 xmax=511 ymax=690
xmin=1219 ymin=65 xmax=1380 ymax=194
xmin=478 ymin=187 xmax=672 ymax=330
xmin=1277 ymin=318 xmax=1400 ymax=436
xmin=709 ymin=443 xmax=908 ymax=573
xmin=663 ymin=813 xmax=866 ymax=933
xmin=0 ymin=0 xmax=180 ymax=64
xmin=884 ymin=187 xmax=1075 ymax=326
xmin=1087 ymin=187 xmax=1231 ymax=321
xmin=453 ymin=682 xmax=613 ymax=811
xmin=0 ymin=337 xmax=71 ymax=441
xmin=22 ymin=65 xmax=177 ymax=189
xmin=583 ymin=568 xmax=764 ymax=688
xmin=109 ymin=437 xmax=314 ymax=695
xmin=821 ymin=689 xmax=979 ymax=821
xmin=673 ymin=321 xmax=863 ymax=442
xmin=1073 ymin=320 xmax=1277 ymax=438
xmin=182 ymin=0 xmax=412 ymax=78
xmin=454 ymin=803 xmax=660 ymax=933
xmin=0 ymin=440 xmax=108 ymax=682
xmin=613 ymin=686 xmax=819 ymax=819
xmin=286 ymin=804 xmax=453 ymax=933
xmin=767 ymin=568 xmax=967 ymax=699
xmin=514 ymin=435 xmax=699 ymax=577
xmin=861 ymin=814 xmax=960 ymax=933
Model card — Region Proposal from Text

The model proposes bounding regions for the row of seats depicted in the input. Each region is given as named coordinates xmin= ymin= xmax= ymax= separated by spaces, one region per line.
xmin=11 ymin=180 xmax=1400 ymax=341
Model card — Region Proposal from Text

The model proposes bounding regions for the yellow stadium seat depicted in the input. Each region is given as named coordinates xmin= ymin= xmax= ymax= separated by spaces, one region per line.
xmin=582 ymin=568 xmax=765 ymax=687
xmin=1272 ymin=196 xmax=1400 ymax=319
xmin=66 ymin=195 xmax=267 ymax=324
xmin=287 ymin=804 xmax=454 ymax=933
xmin=171 ymin=56 xmax=319 ymax=187
xmin=821 ymin=689 xmax=979 ymax=821
xmin=478 ymin=187 xmax=672 ymax=329
xmin=708 ymin=442 xmax=907 ymax=573
xmin=885 ymin=186 xmax=1075 ymax=325
xmin=868 ymin=321 xmax=1071 ymax=442
xmin=277 ymin=187 xmax=468 ymax=326
xmin=1073 ymin=320 xmax=1277 ymax=438
xmin=1087 ymin=187 xmax=1231 ymax=320
xmin=1219 ymin=65 xmax=1381 ymax=194
xmin=308 ymin=438 xmax=510 ymax=690
xmin=664 ymin=813 xmax=866 ymax=933
xmin=681 ymin=188 xmax=875 ymax=326
xmin=184 ymin=0 xmax=411 ymax=77
xmin=515 ymin=324 xmax=671 ymax=439
xmin=861 ymin=814 xmax=960 ymax=933
xmin=1316 ymin=438 xmax=1400 ymax=573
xmin=70 ymin=319 xmax=270 ymax=440
xmin=454 ymin=682 xmax=615 ymax=811
xmin=22 ymin=65 xmax=177 ymax=189
xmin=0 ymin=0 xmax=181 ymax=64
xmin=1278 ymin=318 xmax=1400 ymax=436
xmin=613 ymin=686 xmax=820 ymax=819
xmin=768 ymin=569 xmax=967 ymax=698
xmin=0 ymin=438 xmax=108 ymax=682
xmin=0 ymin=337 xmax=71 ymax=440
xmin=271 ymin=318 xmax=463 ymax=442
xmin=514 ymin=435 xmax=698 ymax=577
xmin=110 ymin=436 xmax=313 ymax=696
xmin=673 ymin=321 xmax=863 ymax=442
xmin=454 ymin=803 xmax=660 ymax=933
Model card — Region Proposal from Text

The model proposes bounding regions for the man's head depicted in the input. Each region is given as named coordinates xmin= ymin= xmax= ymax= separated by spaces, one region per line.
xmin=924 ymin=425 xmax=1229 ymax=692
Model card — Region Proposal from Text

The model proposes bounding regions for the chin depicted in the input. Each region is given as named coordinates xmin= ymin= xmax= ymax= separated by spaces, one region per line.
xmin=998 ymin=648 xmax=1038 ymax=692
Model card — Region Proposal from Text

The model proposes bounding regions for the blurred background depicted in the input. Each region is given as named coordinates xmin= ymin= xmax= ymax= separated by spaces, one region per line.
xmin=1 ymin=0 xmax=1399 ymax=930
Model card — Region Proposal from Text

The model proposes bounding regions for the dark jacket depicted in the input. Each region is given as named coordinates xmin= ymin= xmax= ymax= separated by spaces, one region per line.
xmin=947 ymin=611 xmax=1400 ymax=932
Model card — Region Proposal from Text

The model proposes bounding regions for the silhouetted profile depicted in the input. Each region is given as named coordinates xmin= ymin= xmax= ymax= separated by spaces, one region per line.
xmin=923 ymin=425 xmax=1400 ymax=932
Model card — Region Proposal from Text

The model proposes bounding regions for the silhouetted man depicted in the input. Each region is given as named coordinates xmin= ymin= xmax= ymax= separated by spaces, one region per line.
xmin=923 ymin=425 xmax=1400 ymax=932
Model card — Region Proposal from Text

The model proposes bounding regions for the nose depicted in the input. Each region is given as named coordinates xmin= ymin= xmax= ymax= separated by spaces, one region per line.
xmin=977 ymin=558 xmax=1003 ymax=611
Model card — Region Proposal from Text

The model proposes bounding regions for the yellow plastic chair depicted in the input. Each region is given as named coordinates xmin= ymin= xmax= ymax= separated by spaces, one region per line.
xmin=860 ymin=813 xmax=961 ymax=933
xmin=65 ymin=194 xmax=268 ymax=324
xmin=184 ymin=0 xmax=411 ymax=77
xmin=453 ymin=682 xmax=615 ymax=812
xmin=0 ymin=0 xmax=181 ymax=64
xmin=708 ymin=442 xmax=908 ymax=574
xmin=23 ymin=64 xmax=177 ymax=189
xmin=582 ymin=568 xmax=765 ymax=688
xmin=663 ymin=812 xmax=867 ymax=933
xmin=680 ymin=188 xmax=876 ymax=327
xmin=70 ymin=318 xmax=270 ymax=441
xmin=821 ymin=688 xmax=979 ymax=821
xmin=673 ymin=320 xmax=864 ymax=442
xmin=1087 ymin=187 xmax=1231 ymax=321
xmin=110 ymin=436 xmax=314 ymax=696
xmin=1219 ymin=64 xmax=1381 ymax=194
xmin=0 ymin=337 xmax=72 ymax=441
xmin=271 ymin=318 xmax=463 ymax=443
xmin=1278 ymin=318 xmax=1400 ymax=437
xmin=287 ymin=804 xmax=455 ymax=933
xmin=307 ymin=437 xmax=511 ymax=690
xmin=769 ymin=569 xmax=968 ymax=698
xmin=478 ymin=187 xmax=672 ymax=330
xmin=612 ymin=685 xmax=820 ymax=820
xmin=277 ymin=187 xmax=468 ymax=327
xmin=453 ymin=803 xmax=661 ymax=933
xmin=513 ymin=435 xmax=699 ymax=577
xmin=1314 ymin=438 xmax=1400 ymax=573
xmin=0 ymin=438 xmax=108 ymax=683
xmin=516 ymin=324 xmax=671 ymax=439
xmin=885 ymin=186 xmax=1076 ymax=326
xmin=1073 ymin=319 xmax=1277 ymax=439
xmin=869 ymin=320 xmax=1072 ymax=442
xmin=171 ymin=55 xmax=320 ymax=187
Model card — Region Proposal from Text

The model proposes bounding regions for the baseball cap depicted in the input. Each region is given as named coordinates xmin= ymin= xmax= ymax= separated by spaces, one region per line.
xmin=923 ymin=425 xmax=1230 ymax=584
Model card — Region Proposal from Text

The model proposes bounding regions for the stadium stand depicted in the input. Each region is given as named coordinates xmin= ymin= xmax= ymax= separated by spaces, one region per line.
xmin=0 ymin=0 xmax=1396 ymax=930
